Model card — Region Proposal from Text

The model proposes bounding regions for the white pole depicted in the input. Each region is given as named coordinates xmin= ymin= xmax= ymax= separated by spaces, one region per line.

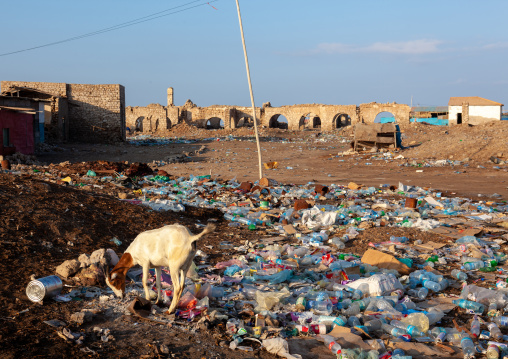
xmin=235 ymin=0 xmax=263 ymax=180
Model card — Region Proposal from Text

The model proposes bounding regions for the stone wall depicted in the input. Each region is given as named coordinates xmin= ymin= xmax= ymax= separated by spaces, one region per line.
xmin=126 ymin=104 xmax=169 ymax=133
xmin=67 ymin=84 xmax=125 ymax=142
xmin=358 ymin=102 xmax=411 ymax=125
xmin=1 ymin=81 xmax=67 ymax=98
xmin=1 ymin=81 xmax=125 ymax=143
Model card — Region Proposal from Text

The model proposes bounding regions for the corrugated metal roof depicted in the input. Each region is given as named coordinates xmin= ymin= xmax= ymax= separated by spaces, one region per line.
xmin=448 ymin=96 xmax=504 ymax=106
xmin=413 ymin=106 xmax=448 ymax=112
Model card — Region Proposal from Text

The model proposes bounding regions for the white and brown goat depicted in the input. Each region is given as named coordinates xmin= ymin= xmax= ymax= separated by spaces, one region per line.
xmin=106 ymin=223 xmax=215 ymax=314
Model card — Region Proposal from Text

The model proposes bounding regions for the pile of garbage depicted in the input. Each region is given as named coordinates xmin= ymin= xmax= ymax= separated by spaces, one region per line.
xmin=17 ymin=160 xmax=508 ymax=358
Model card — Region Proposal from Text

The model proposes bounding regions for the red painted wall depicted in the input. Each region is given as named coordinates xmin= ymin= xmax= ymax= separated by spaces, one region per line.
xmin=0 ymin=110 xmax=34 ymax=155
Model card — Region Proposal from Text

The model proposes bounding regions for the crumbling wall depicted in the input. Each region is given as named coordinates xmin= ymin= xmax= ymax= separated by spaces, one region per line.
xmin=67 ymin=84 xmax=125 ymax=143
xmin=359 ymin=103 xmax=411 ymax=125
xmin=126 ymin=104 xmax=168 ymax=133
xmin=262 ymin=104 xmax=357 ymax=130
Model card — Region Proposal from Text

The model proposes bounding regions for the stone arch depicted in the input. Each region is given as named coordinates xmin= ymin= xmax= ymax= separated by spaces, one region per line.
xmin=359 ymin=103 xmax=411 ymax=124
xmin=135 ymin=116 xmax=144 ymax=132
xmin=206 ymin=117 xmax=224 ymax=129
xmin=333 ymin=113 xmax=351 ymax=129
xmin=235 ymin=116 xmax=253 ymax=128
xmin=268 ymin=114 xmax=289 ymax=129
xmin=166 ymin=118 xmax=172 ymax=130
xmin=299 ymin=112 xmax=321 ymax=129
xmin=374 ymin=111 xmax=396 ymax=123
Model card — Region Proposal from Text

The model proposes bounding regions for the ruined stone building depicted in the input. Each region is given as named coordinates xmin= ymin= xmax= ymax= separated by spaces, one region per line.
xmin=126 ymin=87 xmax=413 ymax=135
xmin=0 ymin=81 xmax=126 ymax=143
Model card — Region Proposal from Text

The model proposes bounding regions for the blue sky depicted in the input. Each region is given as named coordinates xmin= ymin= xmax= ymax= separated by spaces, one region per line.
xmin=1 ymin=1 xmax=506 ymax=109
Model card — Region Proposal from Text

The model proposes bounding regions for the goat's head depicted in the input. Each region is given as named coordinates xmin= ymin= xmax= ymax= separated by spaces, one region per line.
xmin=105 ymin=253 xmax=133 ymax=299
xmin=105 ymin=270 xmax=126 ymax=298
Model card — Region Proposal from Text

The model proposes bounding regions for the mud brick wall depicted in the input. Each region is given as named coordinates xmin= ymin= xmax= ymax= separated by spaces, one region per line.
xmin=67 ymin=84 xmax=125 ymax=143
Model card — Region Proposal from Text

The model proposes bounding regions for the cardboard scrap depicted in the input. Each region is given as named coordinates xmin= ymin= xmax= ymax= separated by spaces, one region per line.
xmin=283 ymin=225 xmax=297 ymax=235
xmin=428 ymin=226 xmax=482 ymax=239
xmin=329 ymin=332 xmax=372 ymax=351
xmin=361 ymin=248 xmax=411 ymax=275
xmin=414 ymin=241 xmax=446 ymax=252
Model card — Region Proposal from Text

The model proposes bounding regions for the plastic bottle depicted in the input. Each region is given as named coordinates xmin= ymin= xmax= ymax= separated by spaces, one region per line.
xmin=462 ymin=261 xmax=483 ymax=270
xmin=381 ymin=324 xmax=407 ymax=338
xmin=313 ymin=300 xmax=333 ymax=315
xmin=364 ymin=318 xmax=383 ymax=331
xmin=423 ymin=280 xmax=442 ymax=292
xmin=395 ymin=301 xmax=416 ymax=312
xmin=343 ymin=302 xmax=361 ymax=316
xmin=408 ymin=287 xmax=429 ymax=299
xmin=460 ymin=336 xmax=476 ymax=359
xmin=452 ymin=269 xmax=468 ymax=281
xmin=390 ymin=236 xmax=409 ymax=243
xmin=332 ymin=315 xmax=347 ymax=327
xmin=488 ymin=322 xmax=503 ymax=341
xmin=390 ymin=320 xmax=425 ymax=337
xmin=224 ymin=213 xmax=236 ymax=221
xmin=493 ymin=316 xmax=508 ymax=328
xmin=310 ymin=232 xmax=328 ymax=242
xmin=236 ymin=217 xmax=255 ymax=226
xmin=453 ymin=299 xmax=485 ymax=314
xmin=348 ymin=316 xmax=361 ymax=327
xmin=470 ymin=316 xmax=480 ymax=338
xmin=320 ymin=334 xmax=342 ymax=356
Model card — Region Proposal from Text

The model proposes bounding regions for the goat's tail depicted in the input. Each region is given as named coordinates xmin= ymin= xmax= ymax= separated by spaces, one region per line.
xmin=190 ymin=222 xmax=216 ymax=242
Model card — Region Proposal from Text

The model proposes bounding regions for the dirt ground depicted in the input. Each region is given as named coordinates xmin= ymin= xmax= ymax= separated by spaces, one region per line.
xmin=0 ymin=121 xmax=507 ymax=359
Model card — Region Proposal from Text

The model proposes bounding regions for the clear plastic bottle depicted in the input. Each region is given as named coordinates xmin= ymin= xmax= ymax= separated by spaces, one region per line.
xmin=364 ymin=318 xmax=383 ymax=331
xmin=320 ymin=334 xmax=342 ymax=355
xmin=452 ymin=269 xmax=468 ymax=281
xmin=488 ymin=322 xmax=503 ymax=341
xmin=453 ymin=299 xmax=485 ymax=314
xmin=463 ymin=261 xmax=486 ymax=271
xmin=381 ymin=324 xmax=407 ymax=337
xmin=390 ymin=320 xmax=425 ymax=337
xmin=313 ymin=300 xmax=333 ymax=315
xmin=395 ymin=301 xmax=416 ymax=312
xmin=348 ymin=316 xmax=361 ymax=327
xmin=423 ymin=280 xmax=442 ymax=292
xmin=460 ymin=336 xmax=476 ymax=359
xmin=343 ymin=302 xmax=361 ymax=316
xmin=493 ymin=316 xmax=508 ymax=328
xmin=332 ymin=315 xmax=347 ymax=327
xmin=223 ymin=213 xmax=236 ymax=221
xmin=470 ymin=316 xmax=480 ymax=338
xmin=408 ymin=287 xmax=429 ymax=299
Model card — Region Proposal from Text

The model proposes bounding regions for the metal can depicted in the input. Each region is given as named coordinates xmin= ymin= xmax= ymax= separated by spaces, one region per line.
xmin=252 ymin=326 xmax=262 ymax=337
xmin=26 ymin=275 xmax=62 ymax=303
xmin=486 ymin=344 xmax=500 ymax=359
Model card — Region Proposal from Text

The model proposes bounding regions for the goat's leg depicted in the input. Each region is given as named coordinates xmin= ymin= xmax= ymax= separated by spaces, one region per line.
xmin=141 ymin=264 xmax=151 ymax=301
xmin=154 ymin=266 xmax=162 ymax=305
xmin=166 ymin=267 xmax=181 ymax=314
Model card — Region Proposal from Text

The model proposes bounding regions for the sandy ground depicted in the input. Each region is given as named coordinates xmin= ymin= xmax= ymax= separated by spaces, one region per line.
xmin=0 ymin=121 xmax=507 ymax=359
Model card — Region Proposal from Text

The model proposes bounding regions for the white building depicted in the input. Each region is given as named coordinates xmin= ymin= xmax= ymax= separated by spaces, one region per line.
xmin=448 ymin=96 xmax=504 ymax=125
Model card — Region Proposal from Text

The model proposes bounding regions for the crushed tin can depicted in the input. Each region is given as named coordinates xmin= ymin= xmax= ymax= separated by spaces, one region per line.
xmin=26 ymin=275 xmax=63 ymax=303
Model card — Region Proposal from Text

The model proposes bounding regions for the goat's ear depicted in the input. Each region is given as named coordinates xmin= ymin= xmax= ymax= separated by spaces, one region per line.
xmin=111 ymin=273 xmax=118 ymax=280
